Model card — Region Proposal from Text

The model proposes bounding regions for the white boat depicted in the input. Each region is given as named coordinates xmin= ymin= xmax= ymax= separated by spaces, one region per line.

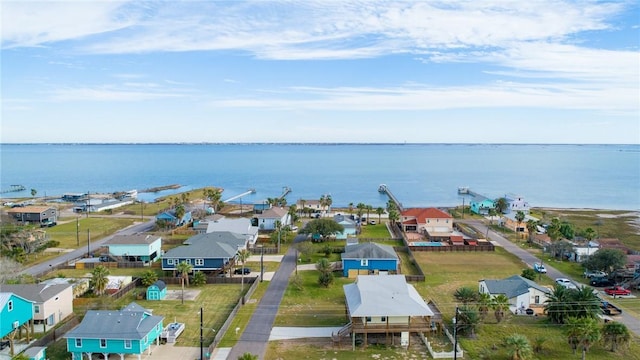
xmin=161 ymin=322 xmax=185 ymax=343
xmin=458 ymin=187 xmax=469 ymax=194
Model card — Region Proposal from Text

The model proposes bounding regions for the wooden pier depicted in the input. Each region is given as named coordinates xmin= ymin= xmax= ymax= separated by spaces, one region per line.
xmin=378 ymin=184 xmax=403 ymax=212
xmin=223 ymin=189 xmax=256 ymax=203
xmin=278 ymin=186 xmax=292 ymax=201
xmin=1 ymin=184 xmax=26 ymax=194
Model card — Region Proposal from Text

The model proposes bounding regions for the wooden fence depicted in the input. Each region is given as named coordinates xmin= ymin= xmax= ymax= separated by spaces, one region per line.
xmin=31 ymin=314 xmax=80 ymax=348
xmin=409 ymin=244 xmax=495 ymax=252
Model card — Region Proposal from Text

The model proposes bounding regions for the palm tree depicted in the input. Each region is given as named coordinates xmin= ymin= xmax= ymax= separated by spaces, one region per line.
xmin=375 ymin=207 xmax=384 ymax=223
xmin=504 ymin=334 xmax=533 ymax=360
xmin=91 ymin=265 xmax=110 ymax=296
xmin=365 ymin=205 xmax=373 ymax=221
xmin=388 ymin=208 xmax=399 ymax=225
xmin=356 ymin=203 xmax=366 ymax=220
xmin=601 ymin=321 xmax=631 ymax=352
xmin=299 ymin=199 xmax=307 ymax=216
xmin=192 ymin=271 xmax=206 ymax=286
xmin=140 ymin=270 xmax=158 ymax=287
xmin=515 ymin=210 xmax=526 ymax=236
xmin=545 ymin=285 xmax=572 ymax=324
xmin=454 ymin=287 xmax=478 ymax=305
xmin=565 ymin=317 xmax=600 ymax=360
xmin=477 ymin=292 xmax=492 ymax=320
xmin=494 ymin=197 xmax=508 ymax=214
xmin=316 ymin=258 xmax=334 ymax=287
xmin=571 ymin=286 xmax=601 ymax=319
xmin=237 ymin=353 xmax=258 ymax=360
xmin=174 ymin=204 xmax=185 ymax=226
xmin=456 ymin=305 xmax=480 ymax=338
xmin=491 ymin=294 xmax=510 ymax=323
xmin=526 ymin=219 xmax=538 ymax=244
xmin=30 ymin=188 xmax=37 ymax=199
xmin=176 ymin=261 xmax=192 ymax=304
xmin=236 ymin=248 xmax=251 ymax=291
xmin=348 ymin=202 xmax=354 ymax=215
xmin=583 ymin=227 xmax=597 ymax=242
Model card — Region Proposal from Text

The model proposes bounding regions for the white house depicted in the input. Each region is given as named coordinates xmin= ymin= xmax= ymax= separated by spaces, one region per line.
xmin=569 ymin=241 xmax=600 ymax=262
xmin=253 ymin=207 xmax=290 ymax=231
xmin=478 ymin=275 xmax=551 ymax=315
xmin=103 ymin=234 xmax=162 ymax=263
xmin=504 ymin=193 xmax=530 ymax=214
xmin=194 ymin=216 xmax=259 ymax=245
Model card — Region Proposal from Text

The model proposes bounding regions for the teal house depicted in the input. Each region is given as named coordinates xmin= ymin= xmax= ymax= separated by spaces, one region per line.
xmin=65 ymin=302 xmax=164 ymax=360
xmin=470 ymin=194 xmax=495 ymax=215
xmin=156 ymin=210 xmax=192 ymax=227
xmin=0 ymin=292 xmax=33 ymax=340
xmin=146 ymin=280 xmax=167 ymax=301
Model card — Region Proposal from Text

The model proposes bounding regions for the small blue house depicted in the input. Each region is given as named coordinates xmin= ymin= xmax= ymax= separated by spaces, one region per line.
xmin=470 ymin=194 xmax=495 ymax=215
xmin=156 ymin=210 xmax=192 ymax=227
xmin=162 ymin=231 xmax=247 ymax=272
xmin=341 ymin=242 xmax=399 ymax=278
xmin=333 ymin=214 xmax=357 ymax=240
xmin=0 ymin=292 xmax=33 ymax=340
xmin=146 ymin=280 xmax=167 ymax=301
xmin=65 ymin=302 xmax=164 ymax=360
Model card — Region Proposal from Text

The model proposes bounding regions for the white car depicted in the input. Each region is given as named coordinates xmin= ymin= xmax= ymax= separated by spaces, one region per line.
xmin=555 ymin=278 xmax=577 ymax=290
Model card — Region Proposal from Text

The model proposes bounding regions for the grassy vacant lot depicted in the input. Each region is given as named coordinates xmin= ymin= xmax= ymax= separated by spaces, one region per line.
xmin=267 ymin=247 xmax=640 ymax=360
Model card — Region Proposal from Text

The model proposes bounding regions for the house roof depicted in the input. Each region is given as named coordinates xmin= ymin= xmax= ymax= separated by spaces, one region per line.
xmin=341 ymin=242 xmax=398 ymax=260
xmin=481 ymin=275 xmax=551 ymax=299
xmin=343 ymin=275 xmax=434 ymax=317
xmin=401 ymin=208 xmax=452 ymax=223
xmin=7 ymin=206 xmax=54 ymax=214
xmin=255 ymin=207 xmax=288 ymax=219
xmin=201 ymin=217 xmax=258 ymax=236
xmin=149 ymin=280 xmax=166 ymax=291
xmin=0 ymin=283 xmax=71 ymax=303
xmin=0 ymin=292 xmax=33 ymax=309
xmin=163 ymin=231 xmax=246 ymax=259
xmin=105 ymin=234 xmax=161 ymax=245
xmin=65 ymin=302 xmax=163 ymax=340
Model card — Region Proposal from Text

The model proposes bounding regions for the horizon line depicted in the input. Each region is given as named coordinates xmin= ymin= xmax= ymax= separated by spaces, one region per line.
xmin=1 ymin=142 xmax=638 ymax=146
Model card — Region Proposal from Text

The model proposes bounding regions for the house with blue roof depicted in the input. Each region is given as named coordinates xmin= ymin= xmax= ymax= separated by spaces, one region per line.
xmin=0 ymin=292 xmax=33 ymax=355
xmin=156 ymin=209 xmax=192 ymax=227
xmin=65 ymin=302 xmax=164 ymax=360
xmin=162 ymin=231 xmax=247 ymax=272
xmin=478 ymin=275 xmax=552 ymax=315
xmin=341 ymin=242 xmax=399 ymax=278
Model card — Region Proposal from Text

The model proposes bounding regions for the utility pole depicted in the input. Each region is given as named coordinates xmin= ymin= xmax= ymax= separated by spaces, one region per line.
xmin=140 ymin=201 xmax=144 ymax=221
xmin=76 ymin=217 xmax=80 ymax=246
xmin=453 ymin=307 xmax=459 ymax=360
xmin=87 ymin=229 xmax=91 ymax=257
xmin=200 ymin=307 xmax=204 ymax=360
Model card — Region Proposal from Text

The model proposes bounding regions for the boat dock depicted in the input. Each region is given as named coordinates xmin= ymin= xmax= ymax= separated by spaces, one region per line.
xmin=1 ymin=185 xmax=26 ymax=194
xmin=223 ymin=189 xmax=256 ymax=203
xmin=378 ymin=184 xmax=403 ymax=212
xmin=278 ymin=186 xmax=292 ymax=201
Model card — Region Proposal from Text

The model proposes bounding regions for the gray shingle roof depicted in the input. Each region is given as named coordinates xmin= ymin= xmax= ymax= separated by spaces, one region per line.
xmin=343 ymin=275 xmax=433 ymax=317
xmin=341 ymin=242 xmax=398 ymax=260
xmin=482 ymin=275 xmax=551 ymax=298
xmin=65 ymin=302 xmax=163 ymax=340
xmin=163 ymin=231 xmax=246 ymax=259
xmin=0 ymin=283 xmax=71 ymax=303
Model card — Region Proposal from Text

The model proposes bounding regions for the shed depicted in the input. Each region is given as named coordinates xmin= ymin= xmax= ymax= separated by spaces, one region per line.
xmin=146 ymin=280 xmax=167 ymax=301
xmin=23 ymin=346 xmax=46 ymax=360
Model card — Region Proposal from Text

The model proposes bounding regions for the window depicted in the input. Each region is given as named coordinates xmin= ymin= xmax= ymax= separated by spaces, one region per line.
xmin=34 ymin=305 xmax=40 ymax=314
xmin=100 ymin=339 xmax=107 ymax=348
xmin=7 ymin=300 xmax=13 ymax=311
xmin=75 ymin=339 xmax=82 ymax=348
xmin=144 ymin=335 xmax=148 ymax=344
xmin=381 ymin=317 xmax=387 ymax=322
xmin=535 ymin=295 xmax=540 ymax=304
xmin=124 ymin=339 xmax=131 ymax=349
xmin=167 ymin=259 xmax=175 ymax=265
xmin=195 ymin=258 xmax=204 ymax=266
xmin=365 ymin=316 xmax=372 ymax=322
xmin=360 ymin=259 xmax=368 ymax=266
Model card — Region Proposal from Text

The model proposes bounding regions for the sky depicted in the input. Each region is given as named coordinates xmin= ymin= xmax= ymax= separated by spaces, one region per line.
xmin=1 ymin=1 xmax=639 ymax=144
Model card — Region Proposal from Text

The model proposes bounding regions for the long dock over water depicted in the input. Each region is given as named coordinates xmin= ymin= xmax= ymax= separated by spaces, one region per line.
xmin=378 ymin=184 xmax=403 ymax=212
xmin=223 ymin=189 xmax=256 ymax=203
xmin=278 ymin=186 xmax=292 ymax=201
xmin=1 ymin=185 xmax=26 ymax=194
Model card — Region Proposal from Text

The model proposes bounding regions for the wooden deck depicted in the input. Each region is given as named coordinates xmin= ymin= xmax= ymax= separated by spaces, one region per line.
xmin=351 ymin=316 xmax=434 ymax=334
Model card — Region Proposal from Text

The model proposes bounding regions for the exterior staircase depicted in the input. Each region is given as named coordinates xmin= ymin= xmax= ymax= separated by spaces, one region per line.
xmin=331 ymin=322 xmax=352 ymax=342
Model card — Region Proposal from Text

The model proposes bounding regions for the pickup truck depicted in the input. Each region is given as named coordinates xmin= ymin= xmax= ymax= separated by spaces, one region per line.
xmin=584 ymin=270 xmax=607 ymax=279
xmin=604 ymin=286 xmax=631 ymax=297
xmin=533 ymin=263 xmax=547 ymax=273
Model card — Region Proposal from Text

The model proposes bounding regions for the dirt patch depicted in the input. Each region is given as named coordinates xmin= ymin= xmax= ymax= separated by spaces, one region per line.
xmin=164 ymin=289 xmax=201 ymax=301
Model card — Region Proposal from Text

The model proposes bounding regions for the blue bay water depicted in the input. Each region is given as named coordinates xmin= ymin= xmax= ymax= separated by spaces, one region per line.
xmin=1 ymin=143 xmax=638 ymax=210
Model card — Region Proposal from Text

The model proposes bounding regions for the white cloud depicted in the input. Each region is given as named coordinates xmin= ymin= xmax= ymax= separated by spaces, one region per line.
xmin=48 ymin=86 xmax=186 ymax=102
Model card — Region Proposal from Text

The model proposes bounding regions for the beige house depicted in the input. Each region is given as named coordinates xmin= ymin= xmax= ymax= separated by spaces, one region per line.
xmin=0 ymin=283 xmax=73 ymax=330
xmin=400 ymin=208 xmax=453 ymax=240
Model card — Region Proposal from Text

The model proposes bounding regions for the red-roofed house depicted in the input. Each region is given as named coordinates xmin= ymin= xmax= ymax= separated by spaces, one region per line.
xmin=400 ymin=208 xmax=453 ymax=241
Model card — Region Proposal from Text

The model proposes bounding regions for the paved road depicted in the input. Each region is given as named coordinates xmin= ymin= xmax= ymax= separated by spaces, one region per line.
xmin=20 ymin=219 xmax=156 ymax=277
xmin=225 ymin=236 xmax=302 ymax=360
xmin=463 ymin=219 xmax=640 ymax=337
